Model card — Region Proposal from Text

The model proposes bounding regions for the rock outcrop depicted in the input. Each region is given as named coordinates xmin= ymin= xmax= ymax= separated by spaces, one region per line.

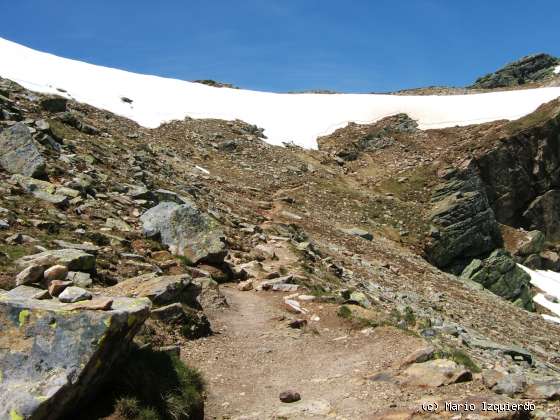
xmin=0 ymin=286 xmax=151 ymax=420
xmin=475 ymin=103 xmax=560 ymax=240
xmin=471 ymin=53 xmax=559 ymax=89
xmin=425 ymin=163 xmax=502 ymax=270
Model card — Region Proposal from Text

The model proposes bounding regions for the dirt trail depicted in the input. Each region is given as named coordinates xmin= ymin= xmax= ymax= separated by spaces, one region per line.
xmin=182 ymin=286 xmax=432 ymax=419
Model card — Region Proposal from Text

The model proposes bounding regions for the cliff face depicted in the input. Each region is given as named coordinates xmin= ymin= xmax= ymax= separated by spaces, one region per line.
xmin=476 ymin=101 xmax=560 ymax=238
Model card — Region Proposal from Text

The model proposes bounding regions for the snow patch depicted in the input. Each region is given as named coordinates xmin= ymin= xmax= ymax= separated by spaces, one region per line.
xmin=554 ymin=65 xmax=560 ymax=75
xmin=1 ymin=37 xmax=560 ymax=149
xmin=518 ymin=264 xmax=560 ymax=319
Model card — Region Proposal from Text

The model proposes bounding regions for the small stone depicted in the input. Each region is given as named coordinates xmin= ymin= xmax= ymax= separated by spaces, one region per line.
xmin=401 ymin=346 xmax=435 ymax=367
xmin=237 ymin=279 xmax=254 ymax=291
xmin=32 ymin=290 xmax=51 ymax=300
xmin=279 ymin=390 xmax=301 ymax=403
xmin=68 ymin=297 xmax=113 ymax=311
xmin=0 ymin=220 xmax=9 ymax=230
xmin=6 ymin=234 xmax=37 ymax=245
xmin=339 ymin=227 xmax=373 ymax=241
xmin=482 ymin=369 xmax=506 ymax=389
xmin=48 ymin=280 xmax=73 ymax=297
xmin=284 ymin=299 xmax=308 ymax=314
xmin=66 ymin=272 xmax=92 ymax=288
xmin=58 ymin=286 xmax=92 ymax=303
xmin=44 ymin=265 xmax=69 ymax=282
xmin=288 ymin=319 xmax=307 ymax=329
xmin=272 ymin=283 xmax=299 ymax=292
xmin=16 ymin=265 xmax=45 ymax=286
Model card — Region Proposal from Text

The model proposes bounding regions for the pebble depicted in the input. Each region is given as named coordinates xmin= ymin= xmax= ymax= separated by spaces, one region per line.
xmin=279 ymin=390 xmax=301 ymax=403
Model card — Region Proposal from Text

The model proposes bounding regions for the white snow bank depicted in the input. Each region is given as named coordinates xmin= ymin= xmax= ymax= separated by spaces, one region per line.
xmin=1 ymin=37 xmax=560 ymax=148
xmin=542 ymin=313 xmax=560 ymax=324
xmin=518 ymin=264 xmax=560 ymax=319
xmin=554 ymin=65 xmax=560 ymax=75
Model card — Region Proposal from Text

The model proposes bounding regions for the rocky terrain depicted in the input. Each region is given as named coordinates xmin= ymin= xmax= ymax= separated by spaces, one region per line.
xmin=1 ymin=65 xmax=560 ymax=420
xmin=391 ymin=54 xmax=560 ymax=96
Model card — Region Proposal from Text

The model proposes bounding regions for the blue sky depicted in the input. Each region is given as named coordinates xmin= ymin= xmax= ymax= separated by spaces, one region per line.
xmin=2 ymin=0 xmax=559 ymax=92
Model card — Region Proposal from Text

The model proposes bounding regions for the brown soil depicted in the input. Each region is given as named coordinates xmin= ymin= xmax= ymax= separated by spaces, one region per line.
xmin=183 ymin=286 xmax=487 ymax=419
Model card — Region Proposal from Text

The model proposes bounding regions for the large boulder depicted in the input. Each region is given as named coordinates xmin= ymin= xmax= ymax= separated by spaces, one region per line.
xmin=461 ymin=249 xmax=534 ymax=311
xmin=0 ymin=123 xmax=46 ymax=178
xmin=400 ymin=359 xmax=472 ymax=387
xmin=0 ymin=286 xmax=151 ymax=420
xmin=106 ymin=273 xmax=200 ymax=307
xmin=140 ymin=201 xmax=227 ymax=264
xmin=16 ymin=249 xmax=96 ymax=273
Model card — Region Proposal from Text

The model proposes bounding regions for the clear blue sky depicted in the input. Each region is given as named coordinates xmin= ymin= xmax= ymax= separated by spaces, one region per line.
xmin=2 ymin=0 xmax=559 ymax=93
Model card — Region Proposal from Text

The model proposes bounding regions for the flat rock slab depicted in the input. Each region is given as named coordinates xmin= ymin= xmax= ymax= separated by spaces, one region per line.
xmin=106 ymin=273 xmax=198 ymax=306
xmin=16 ymin=249 xmax=96 ymax=273
xmin=52 ymin=240 xmax=101 ymax=255
xmin=0 ymin=287 xmax=151 ymax=420
xmin=465 ymin=337 xmax=533 ymax=365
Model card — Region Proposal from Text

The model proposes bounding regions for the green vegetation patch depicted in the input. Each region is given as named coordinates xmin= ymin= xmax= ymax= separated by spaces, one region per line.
xmin=435 ymin=347 xmax=481 ymax=373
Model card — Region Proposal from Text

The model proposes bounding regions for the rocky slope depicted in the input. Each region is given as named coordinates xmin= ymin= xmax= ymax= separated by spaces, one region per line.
xmin=471 ymin=54 xmax=560 ymax=89
xmin=1 ymin=75 xmax=560 ymax=418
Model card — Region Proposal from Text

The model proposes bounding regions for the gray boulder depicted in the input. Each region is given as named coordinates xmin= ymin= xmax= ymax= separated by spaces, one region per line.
xmin=16 ymin=249 xmax=96 ymax=273
xmin=40 ymin=96 xmax=68 ymax=113
xmin=461 ymin=249 xmax=534 ymax=310
xmin=140 ymin=200 xmax=227 ymax=264
xmin=0 ymin=287 xmax=151 ymax=420
xmin=0 ymin=123 xmax=46 ymax=178
xmin=58 ymin=286 xmax=92 ymax=303
xmin=462 ymin=250 xmax=533 ymax=309
xmin=106 ymin=273 xmax=200 ymax=307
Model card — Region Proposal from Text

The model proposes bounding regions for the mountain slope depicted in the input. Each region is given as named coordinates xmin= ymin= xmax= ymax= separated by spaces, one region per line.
xmin=1 ymin=37 xmax=560 ymax=148
xmin=471 ymin=53 xmax=560 ymax=89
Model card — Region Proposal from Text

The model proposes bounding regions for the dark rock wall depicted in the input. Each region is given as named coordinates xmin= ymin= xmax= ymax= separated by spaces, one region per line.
xmin=476 ymin=114 xmax=560 ymax=239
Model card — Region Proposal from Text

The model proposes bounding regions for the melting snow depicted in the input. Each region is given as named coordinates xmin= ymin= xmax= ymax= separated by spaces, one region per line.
xmin=1 ymin=37 xmax=560 ymax=148
xmin=518 ymin=264 xmax=560 ymax=320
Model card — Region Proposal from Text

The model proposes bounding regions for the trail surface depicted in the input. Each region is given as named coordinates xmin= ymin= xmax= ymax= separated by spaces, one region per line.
xmin=183 ymin=286 xmax=433 ymax=419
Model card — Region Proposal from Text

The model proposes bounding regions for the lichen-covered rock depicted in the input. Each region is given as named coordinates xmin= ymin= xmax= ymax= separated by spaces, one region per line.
xmin=140 ymin=200 xmax=227 ymax=264
xmin=461 ymin=249 xmax=534 ymax=311
xmin=0 ymin=123 xmax=46 ymax=178
xmin=16 ymin=249 xmax=96 ymax=273
xmin=0 ymin=287 xmax=151 ymax=420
